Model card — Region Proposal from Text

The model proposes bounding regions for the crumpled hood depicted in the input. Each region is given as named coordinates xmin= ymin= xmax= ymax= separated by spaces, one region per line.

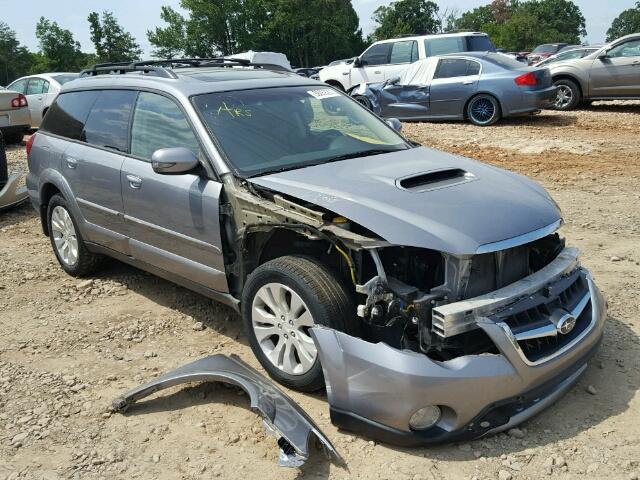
xmin=248 ymin=147 xmax=562 ymax=255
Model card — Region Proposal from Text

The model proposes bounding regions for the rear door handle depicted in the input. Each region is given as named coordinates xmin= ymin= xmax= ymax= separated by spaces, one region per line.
xmin=65 ymin=157 xmax=78 ymax=169
xmin=374 ymin=70 xmax=382 ymax=74
xmin=463 ymin=80 xmax=475 ymax=85
xmin=126 ymin=174 xmax=142 ymax=189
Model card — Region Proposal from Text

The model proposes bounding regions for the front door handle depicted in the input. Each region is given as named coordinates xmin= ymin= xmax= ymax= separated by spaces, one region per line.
xmin=374 ymin=70 xmax=382 ymax=74
xmin=65 ymin=157 xmax=78 ymax=169
xmin=126 ymin=174 xmax=142 ymax=189
xmin=463 ymin=80 xmax=475 ymax=85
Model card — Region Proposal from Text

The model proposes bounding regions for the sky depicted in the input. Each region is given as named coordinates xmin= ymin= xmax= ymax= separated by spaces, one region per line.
xmin=2 ymin=0 xmax=635 ymax=56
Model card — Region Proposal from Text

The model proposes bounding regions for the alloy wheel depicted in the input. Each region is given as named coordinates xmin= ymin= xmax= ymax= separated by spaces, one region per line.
xmin=51 ymin=206 xmax=79 ymax=266
xmin=251 ymin=282 xmax=317 ymax=375
xmin=555 ymin=85 xmax=573 ymax=109
xmin=469 ymin=97 xmax=496 ymax=125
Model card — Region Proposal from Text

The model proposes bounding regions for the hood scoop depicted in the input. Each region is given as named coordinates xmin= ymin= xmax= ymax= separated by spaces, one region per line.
xmin=396 ymin=168 xmax=475 ymax=192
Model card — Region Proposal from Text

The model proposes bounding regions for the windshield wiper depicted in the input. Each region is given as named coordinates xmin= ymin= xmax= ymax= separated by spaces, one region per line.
xmin=320 ymin=148 xmax=401 ymax=164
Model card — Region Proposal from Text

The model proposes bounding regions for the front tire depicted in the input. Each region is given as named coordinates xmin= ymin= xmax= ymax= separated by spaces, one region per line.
xmin=47 ymin=194 xmax=103 ymax=276
xmin=242 ymin=256 xmax=355 ymax=392
xmin=467 ymin=94 xmax=501 ymax=126
xmin=353 ymin=95 xmax=372 ymax=111
xmin=553 ymin=79 xmax=580 ymax=110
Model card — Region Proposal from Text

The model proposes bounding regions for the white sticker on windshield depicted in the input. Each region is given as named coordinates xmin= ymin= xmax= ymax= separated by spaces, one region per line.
xmin=307 ymin=88 xmax=341 ymax=99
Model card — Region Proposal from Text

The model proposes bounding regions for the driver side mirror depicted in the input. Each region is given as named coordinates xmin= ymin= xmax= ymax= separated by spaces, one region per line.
xmin=352 ymin=57 xmax=363 ymax=68
xmin=151 ymin=147 xmax=199 ymax=174
xmin=385 ymin=118 xmax=402 ymax=132
xmin=598 ymin=49 xmax=610 ymax=60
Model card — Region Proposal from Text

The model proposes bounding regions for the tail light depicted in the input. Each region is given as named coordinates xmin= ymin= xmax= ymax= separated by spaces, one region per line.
xmin=26 ymin=133 xmax=36 ymax=156
xmin=514 ymin=72 xmax=538 ymax=87
xmin=11 ymin=94 xmax=28 ymax=108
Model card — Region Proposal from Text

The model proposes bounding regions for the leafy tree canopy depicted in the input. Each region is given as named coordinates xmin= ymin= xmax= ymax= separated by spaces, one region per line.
xmin=607 ymin=1 xmax=640 ymax=41
xmin=370 ymin=0 xmax=441 ymax=41
xmin=88 ymin=11 xmax=142 ymax=62
xmin=0 ymin=21 xmax=32 ymax=85
xmin=35 ymin=17 xmax=85 ymax=72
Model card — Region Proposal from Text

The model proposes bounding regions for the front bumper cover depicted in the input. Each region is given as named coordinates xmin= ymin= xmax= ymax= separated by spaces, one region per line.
xmin=311 ymin=256 xmax=606 ymax=446
xmin=0 ymin=174 xmax=29 ymax=212
xmin=112 ymin=354 xmax=344 ymax=468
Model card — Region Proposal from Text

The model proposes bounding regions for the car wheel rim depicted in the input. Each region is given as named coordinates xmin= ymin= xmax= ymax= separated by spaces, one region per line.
xmin=555 ymin=85 xmax=573 ymax=108
xmin=470 ymin=97 xmax=495 ymax=124
xmin=355 ymin=97 xmax=369 ymax=109
xmin=251 ymin=282 xmax=317 ymax=375
xmin=51 ymin=206 xmax=79 ymax=266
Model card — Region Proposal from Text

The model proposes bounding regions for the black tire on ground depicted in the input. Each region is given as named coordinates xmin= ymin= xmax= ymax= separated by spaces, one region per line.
xmin=352 ymin=95 xmax=373 ymax=111
xmin=2 ymin=131 xmax=24 ymax=145
xmin=552 ymin=79 xmax=581 ymax=111
xmin=466 ymin=94 xmax=501 ymax=126
xmin=47 ymin=194 xmax=104 ymax=276
xmin=241 ymin=255 xmax=355 ymax=392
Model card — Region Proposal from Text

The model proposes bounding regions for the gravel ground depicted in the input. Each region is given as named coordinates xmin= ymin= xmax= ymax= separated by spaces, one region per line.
xmin=1 ymin=102 xmax=639 ymax=480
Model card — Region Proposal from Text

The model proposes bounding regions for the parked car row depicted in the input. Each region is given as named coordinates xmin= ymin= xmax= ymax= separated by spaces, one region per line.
xmin=334 ymin=32 xmax=640 ymax=125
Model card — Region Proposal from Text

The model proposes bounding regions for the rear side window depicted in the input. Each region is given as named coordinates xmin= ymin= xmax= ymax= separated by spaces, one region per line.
xmin=390 ymin=40 xmax=418 ymax=64
xmin=81 ymin=90 xmax=137 ymax=152
xmin=434 ymin=59 xmax=480 ymax=79
xmin=40 ymin=90 xmax=99 ymax=140
xmin=130 ymin=92 xmax=200 ymax=160
xmin=425 ymin=37 xmax=465 ymax=56
xmin=361 ymin=43 xmax=392 ymax=66
xmin=26 ymin=78 xmax=47 ymax=95
xmin=7 ymin=79 xmax=27 ymax=94
xmin=468 ymin=35 xmax=496 ymax=52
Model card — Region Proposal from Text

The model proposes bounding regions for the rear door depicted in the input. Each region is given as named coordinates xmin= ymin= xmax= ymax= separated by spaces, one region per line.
xmin=590 ymin=38 xmax=640 ymax=97
xmin=25 ymin=77 xmax=49 ymax=127
xmin=121 ymin=91 xmax=227 ymax=292
xmin=428 ymin=58 xmax=481 ymax=116
xmin=44 ymin=89 xmax=135 ymax=253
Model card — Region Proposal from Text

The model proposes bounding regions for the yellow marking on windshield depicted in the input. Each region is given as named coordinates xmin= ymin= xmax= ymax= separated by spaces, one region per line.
xmin=346 ymin=133 xmax=394 ymax=145
xmin=217 ymin=101 xmax=252 ymax=118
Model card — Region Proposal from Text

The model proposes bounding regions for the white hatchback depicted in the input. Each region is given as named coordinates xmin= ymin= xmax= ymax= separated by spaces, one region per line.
xmin=6 ymin=73 xmax=78 ymax=128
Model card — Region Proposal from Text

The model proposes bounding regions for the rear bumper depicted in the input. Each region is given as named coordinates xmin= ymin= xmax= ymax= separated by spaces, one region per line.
xmin=0 ymin=106 xmax=31 ymax=130
xmin=507 ymin=86 xmax=558 ymax=115
xmin=311 ymin=254 xmax=606 ymax=445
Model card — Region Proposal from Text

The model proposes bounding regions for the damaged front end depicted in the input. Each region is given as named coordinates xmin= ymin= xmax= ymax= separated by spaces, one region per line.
xmin=111 ymin=354 xmax=344 ymax=468
xmin=0 ymin=137 xmax=28 ymax=212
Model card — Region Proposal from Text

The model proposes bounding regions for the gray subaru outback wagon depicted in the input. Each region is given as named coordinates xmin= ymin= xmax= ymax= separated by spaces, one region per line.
xmin=26 ymin=59 xmax=606 ymax=445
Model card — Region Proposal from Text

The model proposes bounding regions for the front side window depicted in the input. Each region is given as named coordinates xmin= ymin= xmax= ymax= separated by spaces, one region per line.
xmin=130 ymin=92 xmax=200 ymax=160
xmin=81 ymin=90 xmax=137 ymax=152
xmin=434 ymin=59 xmax=480 ymax=79
xmin=192 ymin=86 xmax=408 ymax=177
xmin=360 ymin=43 xmax=392 ymax=66
xmin=7 ymin=79 xmax=27 ymax=94
xmin=390 ymin=41 xmax=418 ymax=64
xmin=425 ymin=37 xmax=465 ymax=56
xmin=607 ymin=39 xmax=640 ymax=58
xmin=40 ymin=90 xmax=99 ymax=140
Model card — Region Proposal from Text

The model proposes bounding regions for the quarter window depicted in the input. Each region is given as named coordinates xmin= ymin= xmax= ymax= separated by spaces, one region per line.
xmin=40 ymin=90 xmax=99 ymax=140
xmin=81 ymin=90 xmax=137 ymax=152
xmin=390 ymin=40 xmax=418 ymax=64
xmin=130 ymin=92 xmax=200 ymax=160
xmin=434 ymin=59 xmax=480 ymax=79
xmin=360 ymin=43 xmax=392 ymax=66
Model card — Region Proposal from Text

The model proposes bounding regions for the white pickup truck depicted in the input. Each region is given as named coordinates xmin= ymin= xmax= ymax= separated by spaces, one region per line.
xmin=320 ymin=32 xmax=496 ymax=92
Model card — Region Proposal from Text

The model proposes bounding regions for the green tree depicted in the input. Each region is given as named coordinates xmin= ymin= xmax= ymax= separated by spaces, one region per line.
xmin=147 ymin=6 xmax=188 ymax=58
xmin=607 ymin=1 xmax=640 ymax=41
xmin=0 ymin=21 xmax=32 ymax=85
xmin=34 ymin=17 xmax=84 ymax=71
xmin=88 ymin=11 xmax=142 ymax=62
xmin=370 ymin=0 xmax=440 ymax=41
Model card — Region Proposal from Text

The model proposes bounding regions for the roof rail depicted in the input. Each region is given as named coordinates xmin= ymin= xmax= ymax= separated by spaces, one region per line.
xmin=141 ymin=57 xmax=291 ymax=72
xmin=80 ymin=62 xmax=178 ymax=79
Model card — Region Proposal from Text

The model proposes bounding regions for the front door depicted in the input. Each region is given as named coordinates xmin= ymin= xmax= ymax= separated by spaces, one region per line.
xmin=590 ymin=38 xmax=640 ymax=97
xmin=428 ymin=58 xmax=481 ymax=117
xmin=121 ymin=91 xmax=228 ymax=292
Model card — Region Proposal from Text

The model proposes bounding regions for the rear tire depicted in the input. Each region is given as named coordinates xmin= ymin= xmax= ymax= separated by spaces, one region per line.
xmin=553 ymin=79 xmax=580 ymax=111
xmin=242 ymin=256 xmax=355 ymax=392
xmin=467 ymin=94 xmax=501 ymax=126
xmin=47 ymin=194 xmax=104 ymax=277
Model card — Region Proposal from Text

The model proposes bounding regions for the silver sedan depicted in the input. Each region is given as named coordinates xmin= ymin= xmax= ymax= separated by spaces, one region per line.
xmin=351 ymin=52 xmax=557 ymax=126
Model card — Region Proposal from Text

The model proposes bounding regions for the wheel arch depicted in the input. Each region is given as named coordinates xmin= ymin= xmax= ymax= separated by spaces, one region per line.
xmin=324 ymin=79 xmax=345 ymax=91
xmin=552 ymin=74 xmax=584 ymax=99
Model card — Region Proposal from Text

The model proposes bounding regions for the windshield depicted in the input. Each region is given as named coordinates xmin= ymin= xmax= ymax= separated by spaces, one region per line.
xmin=532 ymin=44 xmax=558 ymax=54
xmin=192 ymin=86 xmax=408 ymax=177
xmin=52 ymin=74 xmax=78 ymax=85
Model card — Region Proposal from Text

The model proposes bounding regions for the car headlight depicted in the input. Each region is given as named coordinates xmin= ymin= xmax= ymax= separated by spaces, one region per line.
xmin=409 ymin=405 xmax=442 ymax=430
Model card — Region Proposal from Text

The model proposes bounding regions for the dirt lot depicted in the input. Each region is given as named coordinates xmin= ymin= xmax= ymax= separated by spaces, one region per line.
xmin=1 ymin=103 xmax=639 ymax=480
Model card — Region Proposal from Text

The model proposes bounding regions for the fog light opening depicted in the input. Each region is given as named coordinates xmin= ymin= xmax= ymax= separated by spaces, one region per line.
xmin=409 ymin=405 xmax=442 ymax=431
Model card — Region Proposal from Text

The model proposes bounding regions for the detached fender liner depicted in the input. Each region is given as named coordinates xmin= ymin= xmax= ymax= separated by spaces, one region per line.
xmin=111 ymin=354 xmax=344 ymax=468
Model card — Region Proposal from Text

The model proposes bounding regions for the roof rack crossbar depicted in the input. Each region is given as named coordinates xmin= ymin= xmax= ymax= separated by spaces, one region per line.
xmin=80 ymin=63 xmax=178 ymax=79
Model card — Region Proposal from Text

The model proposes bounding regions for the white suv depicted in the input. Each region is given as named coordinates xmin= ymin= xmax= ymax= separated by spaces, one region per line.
xmin=320 ymin=32 xmax=496 ymax=91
